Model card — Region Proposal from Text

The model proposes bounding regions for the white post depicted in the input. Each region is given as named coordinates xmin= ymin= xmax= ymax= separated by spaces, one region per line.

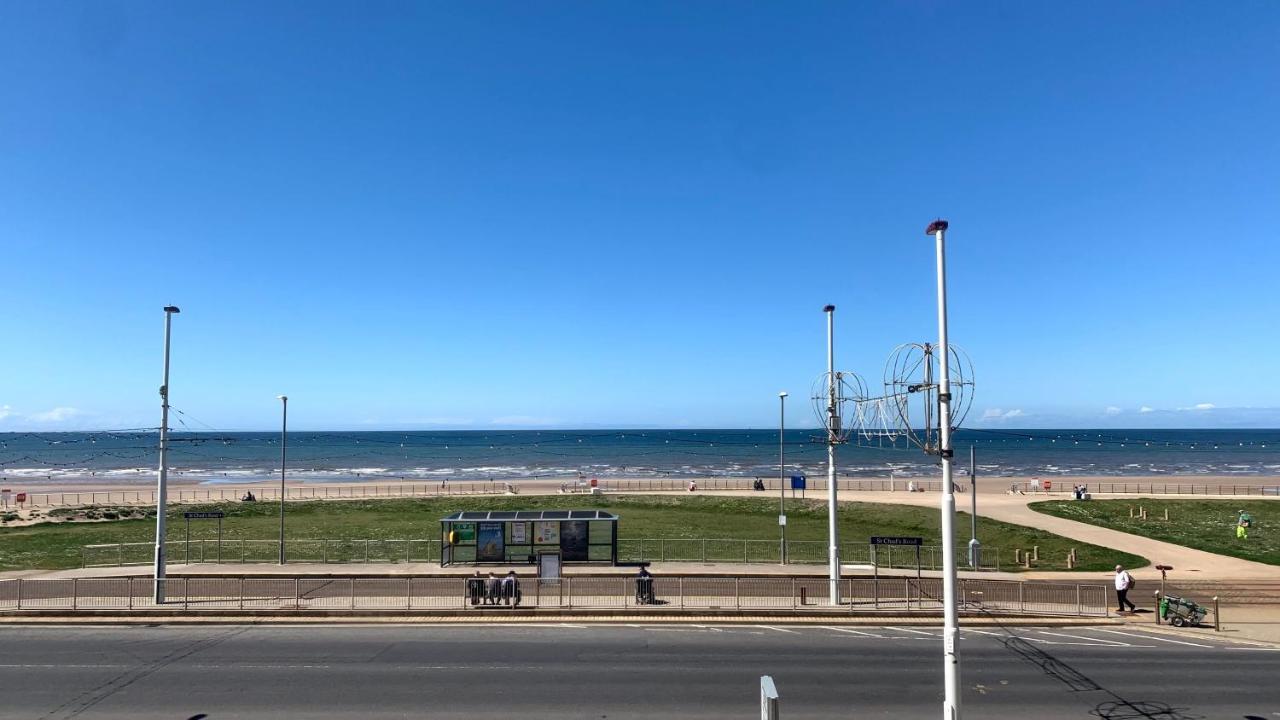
xmin=153 ymin=305 xmax=180 ymax=604
xmin=824 ymin=304 xmax=840 ymax=605
xmin=929 ymin=219 xmax=961 ymax=720
xmin=278 ymin=395 xmax=288 ymax=565
xmin=760 ymin=675 xmax=779 ymax=720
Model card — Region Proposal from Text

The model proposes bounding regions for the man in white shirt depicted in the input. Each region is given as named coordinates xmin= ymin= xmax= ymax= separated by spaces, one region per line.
xmin=1114 ymin=565 xmax=1137 ymax=613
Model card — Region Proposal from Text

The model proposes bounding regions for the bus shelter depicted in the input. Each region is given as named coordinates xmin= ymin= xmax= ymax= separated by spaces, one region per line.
xmin=440 ymin=510 xmax=619 ymax=566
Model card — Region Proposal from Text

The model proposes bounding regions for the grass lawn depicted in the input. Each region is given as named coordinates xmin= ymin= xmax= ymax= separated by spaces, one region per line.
xmin=1031 ymin=499 xmax=1279 ymax=566
xmin=0 ymin=494 xmax=1145 ymax=571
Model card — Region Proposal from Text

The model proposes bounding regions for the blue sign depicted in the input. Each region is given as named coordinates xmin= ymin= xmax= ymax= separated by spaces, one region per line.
xmin=790 ymin=475 xmax=807 ymax=490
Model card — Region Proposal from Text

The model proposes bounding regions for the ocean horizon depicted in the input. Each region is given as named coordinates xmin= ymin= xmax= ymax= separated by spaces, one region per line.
xmin=2 ymin=428 xmax=1277 ymax=484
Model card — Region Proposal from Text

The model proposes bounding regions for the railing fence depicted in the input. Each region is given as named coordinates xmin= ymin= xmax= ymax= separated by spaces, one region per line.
xmin=0 ymin=575 xmax=1109 ymax=616
xmin=81 ymin=538 xmax=1003 ymax=571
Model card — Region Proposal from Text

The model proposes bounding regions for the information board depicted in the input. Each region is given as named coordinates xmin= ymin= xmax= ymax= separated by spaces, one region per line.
xmin=870 ymin=536 xmax=923 ymax=546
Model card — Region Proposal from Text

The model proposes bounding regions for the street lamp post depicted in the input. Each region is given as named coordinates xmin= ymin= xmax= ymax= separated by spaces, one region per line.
xmin=824 ymin=304 xmax=840 ymax=605
xmin=778 ymin=391 xmax=788 ymax=565
xmin=153 ymin=305 xmax=180 ymax=604
xmin=277 ymin=395 xmax=288 ymax=565
xmin=927 ymin=219 xmax=961 ymax=720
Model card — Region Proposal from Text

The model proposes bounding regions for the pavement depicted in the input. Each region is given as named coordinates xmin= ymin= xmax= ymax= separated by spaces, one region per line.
xmin=1 ymin=623 xmax=1276 ymax=719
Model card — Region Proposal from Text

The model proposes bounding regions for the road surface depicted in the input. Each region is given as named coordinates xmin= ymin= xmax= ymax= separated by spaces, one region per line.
xmin=0 ymin=623 xmax=1275 ymax=719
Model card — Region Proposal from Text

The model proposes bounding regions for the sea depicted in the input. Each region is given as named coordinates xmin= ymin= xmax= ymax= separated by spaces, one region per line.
xmin=1 ymin=429 xmax=1278 ymax=485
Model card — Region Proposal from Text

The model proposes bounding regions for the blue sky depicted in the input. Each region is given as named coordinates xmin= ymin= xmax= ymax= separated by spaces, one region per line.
xmin=2 ymin=2 xmax=1278 ymax=431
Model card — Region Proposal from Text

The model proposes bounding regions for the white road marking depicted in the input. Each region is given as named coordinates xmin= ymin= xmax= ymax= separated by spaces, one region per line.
xmin=883 ymin=626 xmax=938 ymax=637
xmin=1091 ymin=628 xmax=1212 ymax=648
xmin=1033 ymin=630 xmax=1133 ymax=646
xmin=1224 ymin=646 xmax=1280 ymax=652
xmin=756 ymin=625 xmax=799 ymax=634
xmin=962 ymin=629 xmax=1007 ymax=638
xmin=820 ymin=626 xmax=885 ymax=638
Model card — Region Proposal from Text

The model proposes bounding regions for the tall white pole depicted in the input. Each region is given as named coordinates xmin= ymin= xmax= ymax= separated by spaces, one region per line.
xmin=779 ymin=391 xmax=787 ymax=565
xmin=824 ymin=304 xmax=840 ymax=605
xmin=278 ymin=395 xmax=288 ymax=565
xmin=928 ymin=219 xmax=960 ymax=720
xmin=154 ymin=305 xmax=180 ymax=604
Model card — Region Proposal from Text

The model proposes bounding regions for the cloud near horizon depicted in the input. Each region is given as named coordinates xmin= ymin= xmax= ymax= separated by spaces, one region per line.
xmin=980 ymin=408 xmax=1025 ymax=421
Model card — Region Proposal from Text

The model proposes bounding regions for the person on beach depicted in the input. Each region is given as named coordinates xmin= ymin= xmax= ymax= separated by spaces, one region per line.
xmin=1114 ymin=565 xmax=1137 ymax=613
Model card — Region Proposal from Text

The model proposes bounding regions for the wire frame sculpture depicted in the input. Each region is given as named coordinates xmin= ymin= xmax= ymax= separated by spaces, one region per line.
xmin=810 ymin=371 xmax=869 ymax=444
xmin=883 ymin=342 xmax=975 ymax=455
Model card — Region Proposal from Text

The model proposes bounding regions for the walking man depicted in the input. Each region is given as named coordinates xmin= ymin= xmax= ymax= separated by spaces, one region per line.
xmin=1114 ymin=565 xmax=1137 ymax=613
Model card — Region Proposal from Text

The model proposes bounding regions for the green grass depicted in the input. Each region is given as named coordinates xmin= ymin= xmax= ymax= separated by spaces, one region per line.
xmin=0 ymin=494 xmax=1145 ymax=571
xmin=1031 ymin=499 xmax=1280 ymax=566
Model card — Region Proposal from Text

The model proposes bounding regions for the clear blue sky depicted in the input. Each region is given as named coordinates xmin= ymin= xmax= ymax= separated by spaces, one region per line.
xmin=2 ymin=2 xmax=1278 ymax=431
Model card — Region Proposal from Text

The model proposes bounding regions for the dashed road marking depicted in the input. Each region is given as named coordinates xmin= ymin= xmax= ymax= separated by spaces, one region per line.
xmin=884 ymin=626 xmax=938 ymax=637
xmin=1033 ymin=630 xmax=1133 ymax=646
xmin=820 ymin=626 xmax=886 ymax=638
xmin=1091 ymin=628 xmax=1212 ymax=648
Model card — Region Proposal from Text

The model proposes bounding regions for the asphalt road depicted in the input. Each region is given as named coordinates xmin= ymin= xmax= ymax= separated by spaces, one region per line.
xmin=0 ymin=624 xmax=1276 ymax=719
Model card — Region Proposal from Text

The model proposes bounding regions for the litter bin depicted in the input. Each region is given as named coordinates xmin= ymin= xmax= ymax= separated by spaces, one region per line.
xmin=635 ymin=577 xmax=655 ymax=605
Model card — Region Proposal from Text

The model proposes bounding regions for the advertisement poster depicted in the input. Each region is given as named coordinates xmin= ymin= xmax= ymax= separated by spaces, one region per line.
xmin=454 ymin=523 xmax=476 ymax=543
xmin=510 ymin=522 xmax=528 ymax=544
xmin=535 ymin=521 xmax=559 ymax=544
xmin=477 ymin=522 xmax=504 ymax=561
xmin=561 ymin=520 xmax=589 ymax=561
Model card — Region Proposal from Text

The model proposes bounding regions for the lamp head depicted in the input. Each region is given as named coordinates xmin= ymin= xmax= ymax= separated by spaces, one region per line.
xmin=277 ymin=395 xmax=287 ymax=401
xmin=779 ymin=391 xmax=788 ymax=398
xmin=163 ymin=305 xmax=181 ymax=314
xmin=925 ymin=219 xmax=949 ymax=235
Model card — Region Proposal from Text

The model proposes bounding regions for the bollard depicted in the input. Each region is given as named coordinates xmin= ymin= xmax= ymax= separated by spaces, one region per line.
xmin=1129 ymin=506 xmax=1134 ymax=518
xmin=1213 ymin=596 xmax=1220 ymax=631
xmin=1023 ymin=550 xmax=1031 ymax=569
xmin=1066 ymin=553 xmax=1074 ymax=570
xmin=1154 ymin=590 xmax=1162 ymax=624
xmin=1014 ymin=548 xmax=1021 ymax=564
xmin=1164 ymin=508 xmax=1169 ymax=521
xmin=1032 ymin=545 xmax=1039 ymax=562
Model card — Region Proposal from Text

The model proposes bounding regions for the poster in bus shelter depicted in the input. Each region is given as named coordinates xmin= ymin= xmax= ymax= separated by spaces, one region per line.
xmin=453 ymin=523 xmax=476 ymax=543
xmin=560 ymin=520 xmax=589 ymax=561
xmin=535 ymin=521 xmax=559 ymax=544
xmin=477 ymin=522 xmax=504 ymax=562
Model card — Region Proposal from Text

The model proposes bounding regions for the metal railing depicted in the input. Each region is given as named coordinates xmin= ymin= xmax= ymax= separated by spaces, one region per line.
xmin=8 ymin=477 xmax=1278 ymax=511
xmin=5 ymin=477 xmax=949 ymax=510
xmin=1090 ymin=482 xmax=1280 ymax=496
xmin=2 ymin=481 xmax=519 ymax=510
xmin=81 ymin=538 xmax=1003 ymax=570
xmin=0 ymin=575 xmax=1109 ymax=616
xmin=82 ymin=539 xmax=445 ymax=567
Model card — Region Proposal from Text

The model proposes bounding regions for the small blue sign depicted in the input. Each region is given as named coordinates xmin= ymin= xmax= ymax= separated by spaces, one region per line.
xmin=790 ymin=475 xmax=807 ymax=490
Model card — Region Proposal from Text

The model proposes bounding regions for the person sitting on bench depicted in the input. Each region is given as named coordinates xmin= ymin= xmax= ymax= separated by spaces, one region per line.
xmin=502 ymin=571 xmax=521 ymax=606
